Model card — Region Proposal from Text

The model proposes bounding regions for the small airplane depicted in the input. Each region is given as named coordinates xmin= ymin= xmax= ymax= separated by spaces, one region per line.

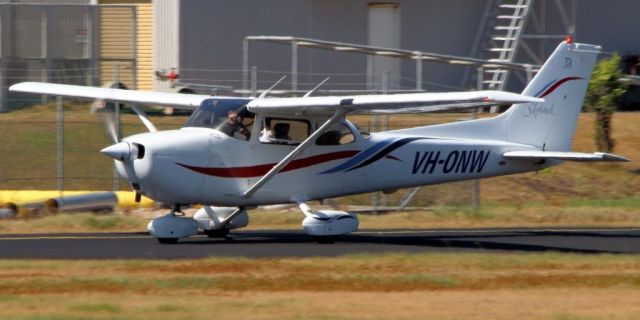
xmin=10 ymin=40 xmax=629 ymax=244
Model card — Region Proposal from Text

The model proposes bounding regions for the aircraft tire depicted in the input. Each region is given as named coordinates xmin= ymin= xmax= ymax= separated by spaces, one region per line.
xmin=204 ymin=229 xmax=230 ymax=238
xmin=157 ymin=237 xmax=179 ymax=244
xmin=314 ymin=236 xmax=338 ymax=244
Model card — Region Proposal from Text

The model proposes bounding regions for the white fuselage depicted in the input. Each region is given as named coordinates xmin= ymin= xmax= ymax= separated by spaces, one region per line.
xmin=116 ymin=119 xmax=550 ymax=207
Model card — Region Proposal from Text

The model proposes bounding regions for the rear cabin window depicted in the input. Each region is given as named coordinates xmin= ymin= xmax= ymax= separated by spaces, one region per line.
xmin=259 ymin=118 xmax=310 ymax=145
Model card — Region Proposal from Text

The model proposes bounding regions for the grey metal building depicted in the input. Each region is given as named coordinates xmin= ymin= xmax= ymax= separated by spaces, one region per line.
xmin=2 ymin=0 xmax=639 ymax=108
xmin=154 ymin=0 xmax=640 ymax=95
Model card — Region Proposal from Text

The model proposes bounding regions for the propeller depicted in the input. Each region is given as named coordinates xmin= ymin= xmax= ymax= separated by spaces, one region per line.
xmin=99 ymin=106 xmax=120 ymax=144
xmin=92 ymin=99 xmax=144 ymax=162
xmin=91 ymin=97 xmax=121 ymax=144
xmin=90 ymin=82 xmax=155 ymax=162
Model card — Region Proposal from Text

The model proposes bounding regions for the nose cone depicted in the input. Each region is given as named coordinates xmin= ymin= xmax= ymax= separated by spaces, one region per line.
xmin=101 ymin=142 xmax=132 ymax=161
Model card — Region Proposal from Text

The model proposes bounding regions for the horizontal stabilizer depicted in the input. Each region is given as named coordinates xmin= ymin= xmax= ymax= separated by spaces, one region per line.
xmin=9 ymin=82 xmax=213 ymax=109
xmin=503 ymin=150 xmax=630 ymax=162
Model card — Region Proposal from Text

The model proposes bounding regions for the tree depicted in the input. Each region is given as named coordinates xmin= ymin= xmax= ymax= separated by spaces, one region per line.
xmin=585 ymin=54 xmax=628 ymax=152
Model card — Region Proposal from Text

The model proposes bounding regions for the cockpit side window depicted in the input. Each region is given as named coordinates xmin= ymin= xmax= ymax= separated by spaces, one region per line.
xmin=315 ymin=122 xmax=356 ymax=146
xmin=184 ymin=98 xmax=255 ymax=140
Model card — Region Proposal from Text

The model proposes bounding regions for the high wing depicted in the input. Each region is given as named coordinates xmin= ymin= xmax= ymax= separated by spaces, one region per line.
xmin=9 ymin=82 xmax=213 ymax=110
xmin=10 ymin=82 xmax=542 ymax=114
xmin=246 ymin=90 xmax=544 ymax=115
xmin=503 ymin=151 xmax=630 ymax=162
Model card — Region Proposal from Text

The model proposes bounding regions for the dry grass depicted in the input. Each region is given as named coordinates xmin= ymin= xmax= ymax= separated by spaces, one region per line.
xmin=0 ymin=290 xmax=639 ymax=320
xmin=0 ymin=253 xmax=639 ymax=319
xmin=0 ymin=199 xmax=639 ymax=234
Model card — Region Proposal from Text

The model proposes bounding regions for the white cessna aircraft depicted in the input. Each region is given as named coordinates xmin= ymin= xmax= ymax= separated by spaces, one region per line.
xmin=10 ymin=41 xmax=628 ymax=243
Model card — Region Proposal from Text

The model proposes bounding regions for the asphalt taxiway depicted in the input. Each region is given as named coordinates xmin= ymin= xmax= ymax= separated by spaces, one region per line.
xmin=0 ymin=227 xmax=638 ymax=259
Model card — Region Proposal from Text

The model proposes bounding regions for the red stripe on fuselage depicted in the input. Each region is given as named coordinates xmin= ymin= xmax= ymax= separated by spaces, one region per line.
xmin=177 ymin=150 xmax=360 ymax=178
xmin=540 ymin=76 xmax=583 ymax=98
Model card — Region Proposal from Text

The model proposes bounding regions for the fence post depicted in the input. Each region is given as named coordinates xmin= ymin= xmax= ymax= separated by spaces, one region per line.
xmin=471 ymin=66 xmax=483 ymax=209
xmin=416 ymin=55 xmax=423 ymax=90
xmin=0 ymin=8 xmax=7 ymax=112
xmin=88 ymin=6 xmax=99 ymax=86
xmin=291 ymin=42 xmax=298 ymax=93
xmin=242 ymin=38 xmax=249 ymax=96
xmin=131 ymin=6 xmax=137 ymax=90
xmin=56 ymin=96 xmax=64 ymax=201
xmin=112 ymin=64 xmax=120 ymax=191
xmin=41 ymin=6 xmax=51 ymax=104
xmin=250 ymin=66 xmax=257 ymax=97
xmin=380 ymin=70 xmax=390 ymax=208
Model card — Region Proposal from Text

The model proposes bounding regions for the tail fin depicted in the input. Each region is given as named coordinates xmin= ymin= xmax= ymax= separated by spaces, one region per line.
xmin=502 ymin=41 xmax=600 ymax=151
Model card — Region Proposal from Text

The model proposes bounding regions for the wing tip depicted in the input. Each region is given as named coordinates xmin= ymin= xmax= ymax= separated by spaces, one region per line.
xmin=598 ymin=153 xmax=631 ymax=162
xmin=9 ymin=81 xmax=42 ymax=92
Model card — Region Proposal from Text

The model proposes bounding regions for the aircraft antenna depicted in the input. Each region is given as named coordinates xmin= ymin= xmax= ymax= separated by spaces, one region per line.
xmin=258 ymin=75 xmax=287 ymax=99
xmin=303 ymin=77 xmax=330 ymax=98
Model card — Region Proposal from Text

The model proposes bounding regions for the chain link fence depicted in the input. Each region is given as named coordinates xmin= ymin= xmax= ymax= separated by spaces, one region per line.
xmin=0 ymin=3 xmax=137 ymax=111
xmin=0 ymin=97 xmax=477 ymax=209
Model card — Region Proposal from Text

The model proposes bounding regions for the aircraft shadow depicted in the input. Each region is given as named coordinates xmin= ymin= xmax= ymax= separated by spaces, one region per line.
xmin=179 ymin=230 xmax=638 ymax=254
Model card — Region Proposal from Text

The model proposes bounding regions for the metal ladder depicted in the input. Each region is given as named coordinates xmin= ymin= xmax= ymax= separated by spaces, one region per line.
xmin=463 ymin=0 xmax=534 ymax=96
xmin=485 ymin=0 xmax=533 ymax=91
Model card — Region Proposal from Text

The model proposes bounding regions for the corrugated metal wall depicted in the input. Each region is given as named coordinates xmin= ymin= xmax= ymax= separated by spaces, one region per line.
xmin=177 ymin=0 xmax=488 ymax=93
xmin=175 ymin=0 xmax=640 ymax=94
xmin=98 ymin=0 xmax=152 ymax=91
xmin=135 ymin=2 xmax=152 ymax=91
xmin=153 ymin=0 xmax=178 ymax=92
xmin=98 ymin=5 xmax=135 ymax=88
xmin=0 ymin=4 xmax=97 ymax=110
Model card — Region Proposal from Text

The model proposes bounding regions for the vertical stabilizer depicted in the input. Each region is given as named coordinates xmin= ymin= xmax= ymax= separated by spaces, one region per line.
xmin=502 ymin=41 xmax=600 ymax=151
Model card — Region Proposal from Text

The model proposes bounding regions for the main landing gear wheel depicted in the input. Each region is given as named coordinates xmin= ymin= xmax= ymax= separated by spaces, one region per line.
xmin=314 ymin=236 xmax=339 ymax=244
xmin=148 ymin=204 xmax=199 ymax=244
xmin=157 ymin=237 xmax=179 ymax=244
xmin=204 ymin=229 xmax=230 ymax=238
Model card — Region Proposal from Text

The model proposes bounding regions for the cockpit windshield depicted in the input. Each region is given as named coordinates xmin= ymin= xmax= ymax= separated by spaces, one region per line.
xmin=184 ymin=98 xmax=255 ymax=140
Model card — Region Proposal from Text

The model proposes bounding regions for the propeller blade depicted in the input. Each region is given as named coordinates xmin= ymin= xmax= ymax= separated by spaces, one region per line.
xmin=92 ymin=99 xmax=120 ymax=144
xmin=100 ymin=111 xmax=120 ymax=144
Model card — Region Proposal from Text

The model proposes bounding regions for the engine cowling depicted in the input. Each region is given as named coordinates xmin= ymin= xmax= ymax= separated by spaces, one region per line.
xmin=302 ymin=210 xmax=359 ymax=236
xmin=193 ymin=206 xmax=249 ymax=231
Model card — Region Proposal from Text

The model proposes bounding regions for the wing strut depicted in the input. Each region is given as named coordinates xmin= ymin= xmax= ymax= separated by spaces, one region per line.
xmin=242 ymin=109 xmax=349 ymax=198
xmin=130 ymin=105 xmax=157 ymax=132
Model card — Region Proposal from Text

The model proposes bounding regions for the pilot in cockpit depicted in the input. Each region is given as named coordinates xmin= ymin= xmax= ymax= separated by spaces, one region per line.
xmin=219 ymin=111 xmax=251 ymax=140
